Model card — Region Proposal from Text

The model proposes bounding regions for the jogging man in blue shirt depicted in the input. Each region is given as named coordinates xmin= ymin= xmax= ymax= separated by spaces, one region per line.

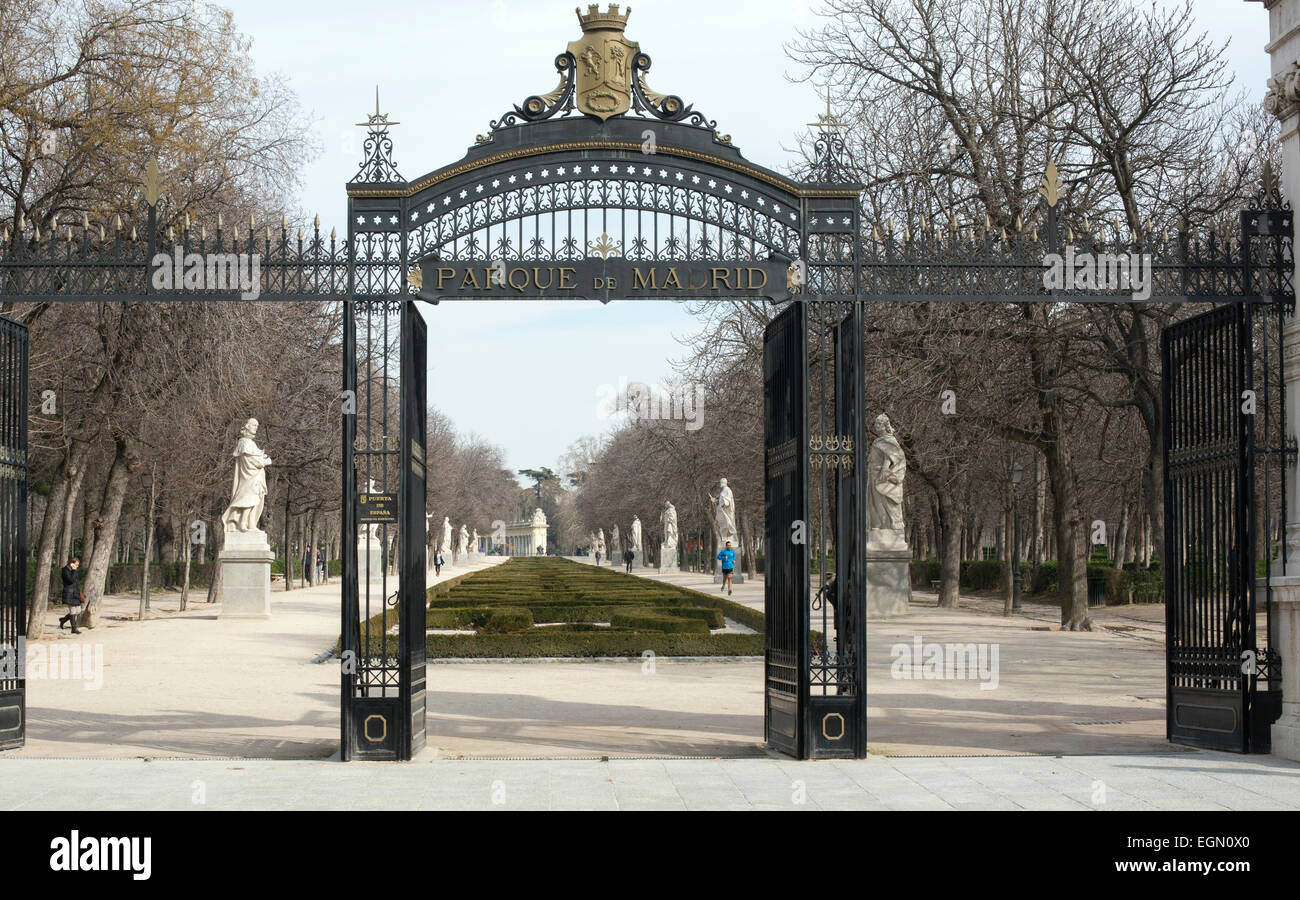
xmin=717 ymin=541 xmax=736 ymax=595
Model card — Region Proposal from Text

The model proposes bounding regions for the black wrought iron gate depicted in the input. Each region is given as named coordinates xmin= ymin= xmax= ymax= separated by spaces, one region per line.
xmin=1163 ymin=302 xmax=1281 ymax=752
xmin=763 ymin=301 xmax=807 ymax=756
xmin=0 ymin=316 xmax=26 ymax=752
xmin=340 ymin=301 xmax=428 ymax=761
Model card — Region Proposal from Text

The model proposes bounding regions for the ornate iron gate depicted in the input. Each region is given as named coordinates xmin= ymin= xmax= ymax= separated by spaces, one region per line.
xmin=0 ymin=316 xmax=26 ymax=752
xmin=763 ymin=301 xmax=808 ymax=757
xmin=340 ymin=300 xmax=427 ymax=760
xmin=0 ymin=7 xmax=1292 ymax=762
xmin=1163 ymin=302 xmax=1281 ymax=752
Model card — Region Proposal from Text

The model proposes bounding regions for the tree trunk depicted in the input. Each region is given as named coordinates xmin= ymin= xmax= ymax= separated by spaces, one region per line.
xmin=1002 ymin=501 xmax=1014 ymax=616
xmin=1044 ymin=441 xmax=1090 ymax=631
xmin=57 ymin=443 xmax=87 ymax=568
xmin=1031 ymin=452 xmax=1045 ymax=566
xmin=139 ymin=470 xmax=156 ymax=620
xmin=283 ymin=492 xmax=293 ymax=591
xmin=936 ymin=484 xmax=961 ymax=608
xmin=78 ymin=437 xmax=139 ymax=628
xmin=27 ymin=454 xmax=71 ymax=638
xmin=206 ymin=527 xmax=224 ymax=604
xmin=180 ymin=515 xmax=193 ymax=612
xmin=1113 ymin=499 xmax=1129 ymax=570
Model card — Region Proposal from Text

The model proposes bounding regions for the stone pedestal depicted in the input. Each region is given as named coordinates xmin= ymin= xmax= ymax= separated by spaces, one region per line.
xmin=359 ymin=534 xmax=386 ymax=583
xmin=866 ymin=547 xmax=912 ymax=617
xmin=657 ymin=544 xmax=678 ymax=573
xmin=1271 ymin=577 xmax=1300 ymax=761
xmin=218 ymin=530 xmax=273 ymax=619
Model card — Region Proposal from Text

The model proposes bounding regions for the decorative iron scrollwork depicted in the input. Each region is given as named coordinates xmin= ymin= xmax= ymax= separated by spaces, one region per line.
xmin=491 ymin=53 xmax=579 ymax=131
xmin=630 ymin=53 xmax=720 ymax=134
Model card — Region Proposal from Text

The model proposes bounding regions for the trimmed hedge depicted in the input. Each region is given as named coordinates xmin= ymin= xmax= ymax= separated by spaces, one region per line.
xmin=425 ymin=631 xmax=763 ymax=658
xmin=415 ymin=556 xmax=762 ymax=656
xmin=608 ymin=610 xmax=710 ymax=634
xmin=479 ymin=607 xmax=534 ymax=634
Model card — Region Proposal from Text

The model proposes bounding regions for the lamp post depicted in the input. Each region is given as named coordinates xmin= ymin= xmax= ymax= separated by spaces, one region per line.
xmin=1010 ymin=460 xmax=1024 ymax=611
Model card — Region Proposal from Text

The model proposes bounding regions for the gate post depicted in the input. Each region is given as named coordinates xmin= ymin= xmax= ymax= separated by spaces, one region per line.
xmin=1253 ymin=0 xmax=1300 ymax=761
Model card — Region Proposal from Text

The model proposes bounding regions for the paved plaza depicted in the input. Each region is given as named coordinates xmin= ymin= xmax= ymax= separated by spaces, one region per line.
xmin=4 ymin=554 xmax=1283 ymax=810
xmin=2 ymin=751 xmax=1298 ymax=811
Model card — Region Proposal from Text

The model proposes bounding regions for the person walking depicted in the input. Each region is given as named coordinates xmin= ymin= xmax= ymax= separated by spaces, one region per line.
xmin=58 ymin=557 xmax=83 ymax=634
xmin=433 ymin=550 xmax=444 ymax=577
xmin=623 ymin=546 xmax=634 ymax=573
xmin=595 ymin=548 xmax=601 ymax=566
xmin=717 ymin=541 xmax=736 ymax=596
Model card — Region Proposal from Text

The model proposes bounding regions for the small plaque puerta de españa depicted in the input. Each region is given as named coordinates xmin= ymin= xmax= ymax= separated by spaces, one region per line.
xmin=358 ymin=493 xmax=398 ymax=524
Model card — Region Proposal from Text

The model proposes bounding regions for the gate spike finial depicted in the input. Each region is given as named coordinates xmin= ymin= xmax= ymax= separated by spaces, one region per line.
xmin=82 ymin=214 xmax=89 ymax=230
xmin=314 ymin=213 xmax=320 ymax=232
xmin=217 ymin=212 xmax=223 ymax=230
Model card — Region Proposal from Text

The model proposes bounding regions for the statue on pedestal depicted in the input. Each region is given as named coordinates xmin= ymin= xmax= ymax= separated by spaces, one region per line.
xmin=220 ymin=418 xmax=272 ymax=534
xmin=630 ymin=515 xmax=643 ymax=555
xmin=457 ymin=524 xmax=469 ymax=557
xmin=661 ymin=501 xmax=678 ymax=551
xmin=440 ymin=516 xmax=452 ymax=554
xmin=710 ymin=477 xmax=738 ymax=548
xmin=866 ymin=413 xmax=908 ymax=550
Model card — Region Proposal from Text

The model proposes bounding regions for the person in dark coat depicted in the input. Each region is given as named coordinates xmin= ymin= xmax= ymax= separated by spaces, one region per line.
xmin=623 ymin=546 xmax=634 ymax=573
xmin=58 ymin=557 xmax=82 ymax=634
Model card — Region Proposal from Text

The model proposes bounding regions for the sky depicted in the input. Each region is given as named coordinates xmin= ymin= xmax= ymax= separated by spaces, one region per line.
xmin=222 ymin=0 xmax=1274 ymax=482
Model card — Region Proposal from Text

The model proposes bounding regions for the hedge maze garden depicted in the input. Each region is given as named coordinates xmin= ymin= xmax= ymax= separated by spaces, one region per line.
xmin=423 ymin=557 xmax=764 ymax=658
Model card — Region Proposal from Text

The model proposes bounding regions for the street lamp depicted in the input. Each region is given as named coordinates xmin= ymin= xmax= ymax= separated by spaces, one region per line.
xmin=1009 ymin=460 xmax=1024 ymax=611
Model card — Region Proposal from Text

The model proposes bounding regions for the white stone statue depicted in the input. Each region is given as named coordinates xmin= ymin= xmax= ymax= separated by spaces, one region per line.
xmin=630 ymin=516 xmax=642 ymax=554
xmin=661 ymin=501 xmax=678 ymax=551
xmin=710 ymin=477 xmax=739 ymax=548
xmin=457 ymin=524 xmax=469 ymax=556
xmin=596 ymin=528 xmax=606 ymax=557
xmin=472 ymin=528 xmax=479 ymax=552
xmin=867 ymin=413 xmax=908 ymax=549
xmin=221 ymin=418 xmax=273 ymax=534
xmin=440 ymin=516 xmax=452 ymax=554
xmin=611 ymin=524 xmax=621 ymax=553
xmin=357 ymin=479 xmax=380 ymax=542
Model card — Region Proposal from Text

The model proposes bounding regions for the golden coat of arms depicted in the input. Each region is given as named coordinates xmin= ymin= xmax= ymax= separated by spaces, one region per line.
xmin=568 ymin=5 xmax=639 ymax=121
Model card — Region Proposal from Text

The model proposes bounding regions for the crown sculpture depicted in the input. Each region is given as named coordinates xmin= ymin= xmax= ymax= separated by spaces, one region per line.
xmin=569 ymin=5 xmax=639 ymax=121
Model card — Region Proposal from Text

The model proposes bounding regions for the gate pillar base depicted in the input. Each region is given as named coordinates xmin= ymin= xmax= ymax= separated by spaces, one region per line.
xmin=866 ymin=548 xmax=911 ymax=617
xmin=1271 ymin=578 xmax=1300 ymax=761
xmin=218 ymin=531 xmax=273 ymax=619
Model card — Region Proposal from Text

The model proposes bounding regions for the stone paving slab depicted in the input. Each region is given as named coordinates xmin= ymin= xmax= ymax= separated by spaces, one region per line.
xmin=1 ymin=751 xmax=1297 ymax=810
